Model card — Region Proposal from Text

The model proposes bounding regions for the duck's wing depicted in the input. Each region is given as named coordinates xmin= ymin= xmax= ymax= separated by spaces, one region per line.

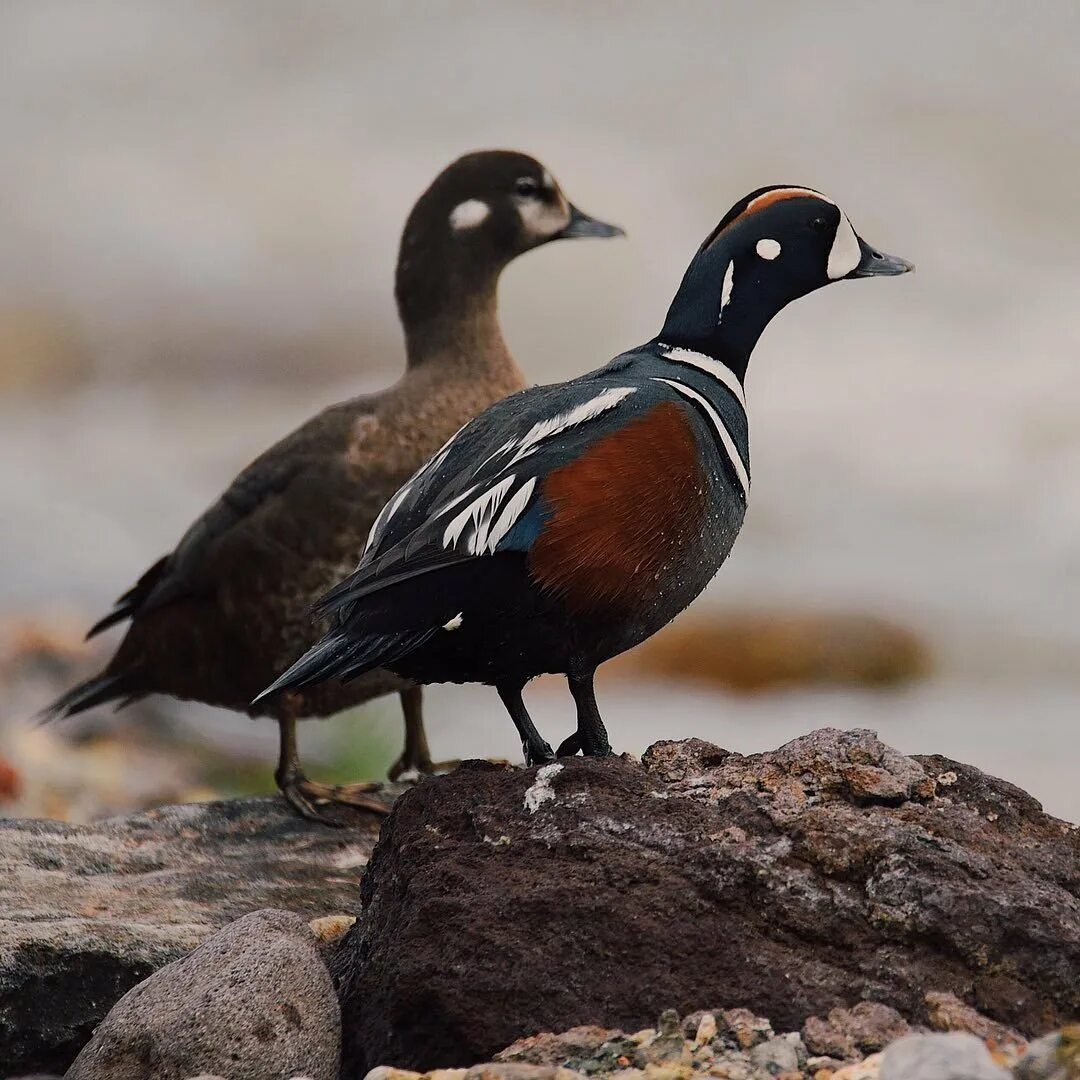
xmin=313 ymin=370 xmax=655 ymax=618
xmin=85 ymin=400 xmax=367 ymax=637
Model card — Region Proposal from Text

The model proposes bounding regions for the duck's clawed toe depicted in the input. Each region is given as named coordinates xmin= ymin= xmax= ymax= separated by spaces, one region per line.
xmin=523 ymin=740 xmax=556 ymax=768
xmin=279 ymin=777 xmax=344 ymax=826
xmin=278 ymin=773 xmax=392 ymax=825
xmin=556 ymin=732 xmax=582 ymax=758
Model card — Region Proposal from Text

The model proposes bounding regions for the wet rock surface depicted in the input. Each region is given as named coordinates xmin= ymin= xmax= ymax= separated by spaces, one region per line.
xmin=0 ymin=795 xmax=389 ymax=1075
xmin=333 ymin=729 xmax=1080 ymax=1075
xmin=65 ymin=909 xmax=340 ymax=1080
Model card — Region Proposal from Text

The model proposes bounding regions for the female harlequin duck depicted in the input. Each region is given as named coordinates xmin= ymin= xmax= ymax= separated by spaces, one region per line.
xmin=45 ymin=150 xmax=623 ymax=821
xmin=257 ymin=186 xmax=912 ymax=766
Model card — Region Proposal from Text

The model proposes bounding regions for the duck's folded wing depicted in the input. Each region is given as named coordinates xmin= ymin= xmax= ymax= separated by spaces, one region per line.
xmin=314 ymin=377 xmax=650 ymax=618
xmin=85 ymin=399 xmax=372 ymax=634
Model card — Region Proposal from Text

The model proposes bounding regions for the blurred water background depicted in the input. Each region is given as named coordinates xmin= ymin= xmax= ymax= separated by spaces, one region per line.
xmin=1 ymin=1 xmax=1078 ymax=819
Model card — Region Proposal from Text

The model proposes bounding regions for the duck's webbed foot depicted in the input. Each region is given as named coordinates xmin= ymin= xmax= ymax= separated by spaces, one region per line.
xmin=559 ymin=670 xmax=613 ymax=759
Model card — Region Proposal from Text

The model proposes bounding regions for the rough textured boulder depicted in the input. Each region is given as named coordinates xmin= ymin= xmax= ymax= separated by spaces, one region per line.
xmin=0 ymin=794 xmax=390 ymax=1075
xmin=333 ymin=729 xmax=1080 ymax=1076
xmin=66 ymin=909 xmax=340 ymax=1080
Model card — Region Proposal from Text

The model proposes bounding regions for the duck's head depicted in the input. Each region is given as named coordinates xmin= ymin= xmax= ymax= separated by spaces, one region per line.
xmin=396 ymin=150 xmax=623 ymax=348
xmin=400 ymin=150 xmax=622 ymax=275
xmin=661 ymin=186 xmax=912 ymax=374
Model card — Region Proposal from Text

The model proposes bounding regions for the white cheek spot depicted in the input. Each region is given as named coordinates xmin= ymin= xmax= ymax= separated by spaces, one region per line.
xmin=442 ymin=613 xmax=464 ymax=631
xmin=827 ymin=212 xmax=861 ymax=279
xmin=756 ymin=238 xmax=781 ymax=260
xmin=718 ymin=260 xmax=735 ymax=323
xmin=516 ymin=196 xmax=569 ymax=239
xmin=449 ymin=199 xmax=490 ymax=231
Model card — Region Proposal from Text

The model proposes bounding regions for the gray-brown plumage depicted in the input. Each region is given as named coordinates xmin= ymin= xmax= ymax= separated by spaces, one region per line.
xmin=45 ymin=150 xmax=623 ymax=821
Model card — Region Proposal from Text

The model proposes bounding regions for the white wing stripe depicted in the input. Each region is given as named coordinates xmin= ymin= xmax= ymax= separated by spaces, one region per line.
xmin=431 ymin=483 xmax=480 ymax=520
xmin=367 ymin=421 xmax=471 ymax=553
xmin=385 ymin=482 xmax=413 ymax=521
xmin=659 ymin=345 xmax=746 ymax=409
xmin=484 ymin=477 xmax=537 ymax=554
xmin=414 ymin=420 xmax=469 ymax=483
xmin=652 ymin=377 xmax=750 ymax=499
xmin=364 ymin=489 xmax=397 ymax=553
xmin=505 ymin=386 xmax=637 ymax=466
xmin=443 ymin=475 xmax=517 ymax=551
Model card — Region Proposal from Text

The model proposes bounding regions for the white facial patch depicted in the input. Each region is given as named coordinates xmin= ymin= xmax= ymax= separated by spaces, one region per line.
xmin=756 ymin=238 xmax=781 ymax=260
xmin=827 ymin=211 xmax=861 ymax=279
xmin=442 ymin=613 xmax=464 ymax=631
xmin=449 ymin=199 xmax=490 ymax=231
xmin=514 ymin=194 xmax=570 ymax=239
xmin=718 ymin=260 xmax=735 ymax=324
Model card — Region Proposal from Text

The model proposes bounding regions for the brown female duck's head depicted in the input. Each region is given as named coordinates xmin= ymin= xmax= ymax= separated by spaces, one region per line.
xmin=395 ymin=150 xmax=623 ymax=358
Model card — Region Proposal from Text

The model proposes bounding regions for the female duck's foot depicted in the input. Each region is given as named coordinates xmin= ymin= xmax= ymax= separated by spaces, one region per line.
xmin=278 ymin=772 xmax=391 ymax=826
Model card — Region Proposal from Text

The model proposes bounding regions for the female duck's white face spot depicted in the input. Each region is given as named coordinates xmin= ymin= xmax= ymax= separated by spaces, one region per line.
xmin=756 ymin=238 xmax=781 ymax=260
xmin=513 ymin=173 xmax=570 ymax=239
xmin=827 ymin=210 xmax=861 ymax=279
xmin=449 ymin=199 xmax=491 ymax=232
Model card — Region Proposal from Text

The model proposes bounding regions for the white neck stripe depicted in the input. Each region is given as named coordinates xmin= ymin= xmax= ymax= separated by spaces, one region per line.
xmin=658 ymin=346 xmax=746 ymax=410
xmin=652 ymin=377 xmax=749 ymax=499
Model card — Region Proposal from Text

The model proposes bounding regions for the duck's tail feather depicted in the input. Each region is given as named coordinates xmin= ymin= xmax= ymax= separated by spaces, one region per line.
xmin=252 ymin=627 xmax=436 ymax=706
xmin=39 ymin=671 xmax=134 ymax=723
xmin=86 ymin=555 xmax=170 ymax=639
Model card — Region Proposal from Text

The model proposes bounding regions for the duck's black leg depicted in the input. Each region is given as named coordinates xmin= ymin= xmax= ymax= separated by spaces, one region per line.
xmin=388 ymin=685 xmax=461 ymax=779
xmin=558 ymin=670 xmax=613 ymax=758
xmin=497 ymin=681 xmax=555 ymax=767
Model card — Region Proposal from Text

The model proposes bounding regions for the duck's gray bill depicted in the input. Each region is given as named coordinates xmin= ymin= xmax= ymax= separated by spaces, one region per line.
xmin=559 ymin=204 xmax=626 ymax=239
xmin=849 ymin=236 xmax=915 ymax=277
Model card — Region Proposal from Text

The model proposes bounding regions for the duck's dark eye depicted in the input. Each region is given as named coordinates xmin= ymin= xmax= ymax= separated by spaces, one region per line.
xmin=809 ymin=216 xmax=830 ymax=233
xmin=515 ymin=176 xmax=541 ymax=197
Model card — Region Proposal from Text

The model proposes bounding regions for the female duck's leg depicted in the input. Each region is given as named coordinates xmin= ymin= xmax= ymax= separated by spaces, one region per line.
xmin=558 ymin=669 xmax=613 ymax=758
xmin=497 ymin=681 xmax=555 ymax=767
xmin=275 ymin=700 xmax=389 ymax=825
xmin=388 ymin=685 xmax=462 ymax=779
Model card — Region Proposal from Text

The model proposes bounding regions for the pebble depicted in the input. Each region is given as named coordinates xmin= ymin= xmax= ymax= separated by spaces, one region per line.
xmin=880 ymin=1033 xmax=1011 ymax=1080
xmin=368 ymin=1011 xmax=1080 ymax=1080
xmin=749 ymin=1034 xmax=802 ymax=1075
xmin=1014 ymin=1027 xmax=1080 ymax=1079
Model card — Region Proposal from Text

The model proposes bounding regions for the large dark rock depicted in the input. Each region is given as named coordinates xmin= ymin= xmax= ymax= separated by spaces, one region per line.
xmin=0 ymin=794 xmax=390 ymax=1076
xmin=333 ymin=729 xmax=1080 ymax=1076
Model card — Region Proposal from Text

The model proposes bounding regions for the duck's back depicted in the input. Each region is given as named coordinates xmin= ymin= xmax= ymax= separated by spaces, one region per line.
xmin=93 ymin=358 xmax=524 ymax=716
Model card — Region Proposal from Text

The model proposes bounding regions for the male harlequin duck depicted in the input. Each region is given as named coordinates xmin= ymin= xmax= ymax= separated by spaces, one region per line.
xmin=45 ymin=150 xmax=623 ymax=821
xmin=257 ymin=185 xmax=913 ymax=766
